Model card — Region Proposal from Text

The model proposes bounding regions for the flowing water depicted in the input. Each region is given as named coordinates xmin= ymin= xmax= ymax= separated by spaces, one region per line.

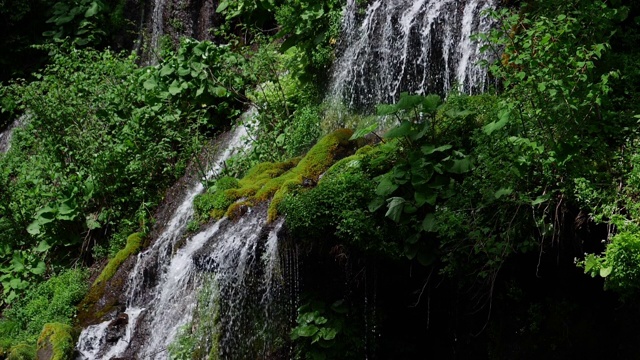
xmin=75 ymin=0 xmax=498 ymax=357
xmin=329 ymin=0 xmax=497 ymax=110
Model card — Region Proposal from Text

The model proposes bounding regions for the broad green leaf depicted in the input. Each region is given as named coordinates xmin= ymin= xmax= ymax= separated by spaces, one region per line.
xmin=84 ymin=1 xmax=99 ymax=17
xmin=319 ymin=327 xmax=338 ymax=341
xmin=30 ymin=261 xmax=46 ymax=275
xmin=385 ymin=197 xmax=406 ymax=222
xmin=27 ymin=222 xmax=41 ymax=235
xmin=494 ymin=188 xmax=513 ymax=199
xmin=160 ymin=65 xmax=174 ymax=76
xmin=58 ymin=198 xmax=77 ymax=216
xmin=384 ymin=121 xmax=412 ymax=139
xmin=86 ymin=216 xmax=101 ymax=230
xmin=422 ymin=213 xmax=436 ymax=232
xmin=211 ymin=86 xmax=227 ymax=97
xmin=415 ymin=190 xmax=436 ymax=207
xmin=368 ymin=197 xmax=385 ymax=212
xmin=375 ymin=174 xmax=398 ymax=197
xmin=422 ymin=94 xmax=442 ymax=113
xmin=600 ymin=266 xmax=612 ymax=277
xmin=349 ymin=123 xmax=378 ymax=140
xmin=143 ymin=78 xmax=157 ymax=90
xmin=376 ymin=104 xmax=397 ymax=116
xmin=168 ymin=83 xmax=182 ymax=95
xmin=216 ymin=1 xmax=229 ymax=13
xmin=447 ymin=158 xmax=472 ymax=174
xmin=294 ymin=324 xmax=319 ymax=338
xmin=34 ymin=240 xmax=51 ymax=252
xmin=483 ymin=109 xmax=510 ymax=135
xmin=421 ymin=144 xmax=452 ymax=155
xmin=396 ymin=92 xmax=424 ymax=111
xmin=532 ymin=193 xmax=551 ymax=206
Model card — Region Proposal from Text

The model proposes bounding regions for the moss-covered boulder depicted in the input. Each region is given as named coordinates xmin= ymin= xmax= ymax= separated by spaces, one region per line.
xmin=76 ymin=232 xmax=144 ymax=327
xmin=36 ymin=323 xmax=74 ymax=360
xmin=203 ymin=129 xmax=355 ymax=223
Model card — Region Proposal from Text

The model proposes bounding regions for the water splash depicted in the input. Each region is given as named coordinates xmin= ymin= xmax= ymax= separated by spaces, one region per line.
xmin=329 ymin=0 xmax=497 ymax=111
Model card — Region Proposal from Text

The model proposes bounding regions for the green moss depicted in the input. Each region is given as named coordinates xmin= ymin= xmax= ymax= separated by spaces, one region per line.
xmin=194 ymin=176 xmax=241 ymax=222
xmin=220 ymin=129 xmax=354 ymax=222
xmin=76 ymin=232 xmax=144 ymax=327
xmin=37 ymin=323 xmax=74 ymax=360
xmin=94 ymin=232 xmax=143 ymax=286
xmin=7 ymin=342 xmax=35 ymax=360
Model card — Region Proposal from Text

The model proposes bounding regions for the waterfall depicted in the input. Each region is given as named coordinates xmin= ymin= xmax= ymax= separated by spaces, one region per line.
xmin=76 ymin=118 xmax=296 ymax=359
xmin=0 ymin=114 xmax=27 ymax=154
xmin=75 ymin=0 xmax=498 ymax=357
xmin=329 ymin=0 xmax=497 ymax=110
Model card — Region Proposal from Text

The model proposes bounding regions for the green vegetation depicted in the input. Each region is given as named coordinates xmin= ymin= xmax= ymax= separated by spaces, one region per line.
xmin=1 ymin=0 xmax=640 ymax=358
xmin=37 ymin=323 xmax=74 ymax=360
xmin=0 ymin=269 xmax=87 ymax=356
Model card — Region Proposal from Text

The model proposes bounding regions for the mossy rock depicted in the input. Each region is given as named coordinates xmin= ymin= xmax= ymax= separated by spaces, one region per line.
xmin=219 ymin=129 xmax=355 ymax=222
xmin=36 ymin=323 xmax=74 ymax=360
xmin=76 ymin=232 xmax=144 ymax=327
xmin=7 ymin=342 xmax=36 ymax=360
xmin=93 ymin=232 xmax=143 ymax=286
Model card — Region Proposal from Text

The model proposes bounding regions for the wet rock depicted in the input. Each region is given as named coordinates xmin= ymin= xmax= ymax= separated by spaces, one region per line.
xmin=105 ymin=313 xmax=129 ymax=343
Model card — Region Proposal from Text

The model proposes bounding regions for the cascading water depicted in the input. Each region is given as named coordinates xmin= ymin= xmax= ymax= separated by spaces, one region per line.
xmin=329 ymin=0 xmax=497 ymax=110
xmin=76 ymin=119 xmax=297 ymax=359
xmin=76 ymin=0 xmax=499 ymax=357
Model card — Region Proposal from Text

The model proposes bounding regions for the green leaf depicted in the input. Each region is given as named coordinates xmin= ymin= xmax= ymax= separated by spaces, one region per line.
xmin=384 ymin=121 xmax=412 ymax=139
xmin=34 ymin=240 xmax=51 ymax=253
xmin=415 ymin=190 xmax=436 ymax=207
xmin=368 ymin=197 xmax=385 ymax=212
xmin=385 ymin=197 xmax=406 ymax=222
xmin=211 ymin=86 xmax=227 ymax=97
xmin=422 ymin=213 xmax=436 ymax=232
xmin=27 ymin=222 xmax=41 ymax=236
xmin=294 ymin=324 xmax=319 ymax=338
xmin=494 ymin=188 xmax=513 ymax=199
xmin=216 ymin=1 xmax=229 ymax=13
xmin=143 ymin=78 xmax=157 ymax=90
xmin=483 ymin=109 xmax=510 ymax=135
xmin=30 ymin=261 xmax=46 ymax=275
xmin=84 ymin=1 xmax=99 ymax=17
xmin=168 ymin=83 xmax=182 ymax=95
xmin=447 ymin=158 xmax=472 ymax=174
xmin=349 ymin=123 xmax=378 ymax=140
xmin=375 ymin=174 xmax=398 ymax=197
xmin=376 ymin=104 xmax=397 ymax=116
xmin=421 ymin=144 xmax=452 ymax=155
xmin=532 ymin=193 xmax=551 ymax=206
xmin=422 ymin=94 xmax=442 ymax=113
xmin=160 ymin=65 xmax=174 ymax=76
xmin=396 ymin=92 xmax=424 ymax=111
xmin=599 ymin=266 xmax=612 ymax=277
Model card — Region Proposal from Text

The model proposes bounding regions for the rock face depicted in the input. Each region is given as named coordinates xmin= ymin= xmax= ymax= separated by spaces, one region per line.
xmin=105 ymin=313 xmax=129 ymax=344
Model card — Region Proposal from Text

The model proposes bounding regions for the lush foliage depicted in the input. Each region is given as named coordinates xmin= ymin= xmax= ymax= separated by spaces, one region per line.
xmin=0 ymin=269 xmax=87 ymax=355
xmin=291 ymin=299 xmax=361 ymax=360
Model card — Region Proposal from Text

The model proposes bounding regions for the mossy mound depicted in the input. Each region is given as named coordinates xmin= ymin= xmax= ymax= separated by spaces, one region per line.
xmin=6 ymin=342 xmax=36 ymax=360
xmin=36 ymin=323 xmax=74 ymax=360
xmin=207 ymin=129 xmax=355 ymax=223
xmin=76 ymin=232 xmax=144 ymax=327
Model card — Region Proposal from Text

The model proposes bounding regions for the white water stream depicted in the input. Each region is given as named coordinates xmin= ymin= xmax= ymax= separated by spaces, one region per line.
xmin=329 ymin=0 xmax=497 ymax=110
